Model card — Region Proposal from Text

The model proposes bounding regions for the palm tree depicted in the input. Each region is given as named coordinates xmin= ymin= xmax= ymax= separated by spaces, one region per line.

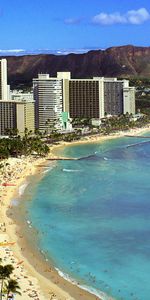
xmin=0 ymin=147 xmax=9 ymax=160
xmin=0 ymin=264 xmax=14 ymax=300
xmin=4 ymin=128 xmax=19 ymax=138
xmin=35 ymin=128 xmax=42 ymax=137
xmin=5 ymin=279 xmax=21 ymax=300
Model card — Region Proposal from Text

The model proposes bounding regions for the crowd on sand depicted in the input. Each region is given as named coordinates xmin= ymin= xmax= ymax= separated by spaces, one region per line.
xmin=1 ymin=157 xmax=53 ymax=300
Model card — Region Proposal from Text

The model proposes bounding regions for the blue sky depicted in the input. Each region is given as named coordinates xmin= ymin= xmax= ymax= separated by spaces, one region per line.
xmin=0 ymin=0 xmax=150 ymax=52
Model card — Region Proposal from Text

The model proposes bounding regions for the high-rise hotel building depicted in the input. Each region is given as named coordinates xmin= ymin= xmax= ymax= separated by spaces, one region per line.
xmin=57 ymin=73 xmax=135 ymax=119
xmin=33 ymin=72 xmax=135 ymax=130
xmin=69 ymin=79 xmax=102 ymax=119
xmin=0 ymin=59 xmax=9 ymax=100
xmin=69 ymin=76 xmax=135 ymax=119
xmin=33 ymin=74 xmax=63 ymax=132
xmin=0 ymin=101 xmax=16 ymax=135
xmin=0 ymin=59 xmax=35 ymax=136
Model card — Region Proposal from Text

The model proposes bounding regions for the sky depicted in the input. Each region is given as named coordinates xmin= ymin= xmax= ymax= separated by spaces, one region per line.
xmin=0 ymin=0 xmax=150 ymax=53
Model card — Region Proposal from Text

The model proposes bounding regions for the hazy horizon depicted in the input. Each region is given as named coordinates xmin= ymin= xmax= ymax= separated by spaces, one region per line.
xmin=0 ymin=44 xmax=149 ymax=56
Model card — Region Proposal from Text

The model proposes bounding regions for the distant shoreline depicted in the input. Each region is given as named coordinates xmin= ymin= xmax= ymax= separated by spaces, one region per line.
xmin=49 ymin=125 xmax=150 ymax=158
xmin=1 ymin=125 xmax=150 ymax=300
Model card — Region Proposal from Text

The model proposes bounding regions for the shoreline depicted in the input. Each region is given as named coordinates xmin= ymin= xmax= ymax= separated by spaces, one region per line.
xmin=1 ymin=125 xmax=150 ymax=300
xmin=49 ymin=125 xmax=150 ymax=158
xmin=0 ymin=156 xmax=104 ymax=300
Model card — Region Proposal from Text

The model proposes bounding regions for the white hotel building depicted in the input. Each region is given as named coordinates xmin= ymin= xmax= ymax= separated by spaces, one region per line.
xmin=33 ymin=74 xmax=63 ymax=132
xmin=0 ymin=59 xmax=10 ymax=100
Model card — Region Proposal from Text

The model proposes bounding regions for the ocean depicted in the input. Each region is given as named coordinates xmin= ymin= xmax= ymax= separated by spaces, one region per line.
xmin=16 ymin=135 xmax=150 ymax=300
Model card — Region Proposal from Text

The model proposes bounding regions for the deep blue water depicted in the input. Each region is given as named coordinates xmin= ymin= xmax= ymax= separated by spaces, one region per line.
xmin=21 ymin=135 xmax=150 ymax=300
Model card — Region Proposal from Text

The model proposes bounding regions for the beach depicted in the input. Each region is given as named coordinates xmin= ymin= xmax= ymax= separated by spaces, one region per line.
xmin=0 ymin=156 xmax=104 ymax=300
xmin=1 ymin=125 xmax=150 ymax=300
xmin=49 ymin=125 xmax=150 ymax=158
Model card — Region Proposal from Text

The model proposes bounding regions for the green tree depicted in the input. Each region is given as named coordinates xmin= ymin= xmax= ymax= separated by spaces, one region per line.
xmin=5 ymin=279 xmax=21 ymax=300
xmin=0 ymin=264 xmax=14 ymax=300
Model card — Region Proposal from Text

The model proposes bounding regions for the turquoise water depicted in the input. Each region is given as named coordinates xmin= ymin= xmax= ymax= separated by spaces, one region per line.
xmin=22 ymin=135 xmax=150 ymax=300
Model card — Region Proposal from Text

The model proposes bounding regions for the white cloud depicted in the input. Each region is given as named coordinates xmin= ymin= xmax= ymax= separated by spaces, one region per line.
xmin=92 ymin=8 xmax=150 ymax=25
xmin=127 ymin=8 xmax=150 ymax=24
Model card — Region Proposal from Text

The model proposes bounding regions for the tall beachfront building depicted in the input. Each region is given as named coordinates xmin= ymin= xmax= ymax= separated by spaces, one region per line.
xmin=69 ymin=79 xmax=103 ymax=119
xmin=11 ymin=92 xmax=35 ymax=135
xmin=69 ymin=77 xmax=135 ymax=119
xmin=0 ymin=59 xmax=10 ymax=100
xmin=103 ymin=78 xmax=135 ymax=116
xmin=33 ymin=72 xmax=135 ymax=131
xmin=0 ymin=58 xmax=35 ymax=136
xmin=0 ymin=99 xmax=35 ymax=136
xmin=123 ymin=86 xmax=135 ymax=115
xmin=0 ymin=101 xmax=16 ymax=135
xmin=60 ymin=73 xmax=135 ymax=119
xmin=33 ymin=74 xmax=63 ymax=132
xmin=0 ymin=59 xmax=12 ymax=135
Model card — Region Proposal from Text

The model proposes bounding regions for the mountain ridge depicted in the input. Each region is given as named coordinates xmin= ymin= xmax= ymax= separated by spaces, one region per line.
xmin=1 ymin=45 xmax=150 ymax=86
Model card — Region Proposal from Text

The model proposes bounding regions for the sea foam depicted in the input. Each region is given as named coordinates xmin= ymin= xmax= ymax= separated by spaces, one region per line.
xmin=42 ymin=166 xmax=54 ymax=174
xmin=55 ymin=268 xmax=113 ymax=300
xmin=19 ymin=182 xmax=29 ymax=196
xmin=62 ymin=169 xmax=80 ymax=172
